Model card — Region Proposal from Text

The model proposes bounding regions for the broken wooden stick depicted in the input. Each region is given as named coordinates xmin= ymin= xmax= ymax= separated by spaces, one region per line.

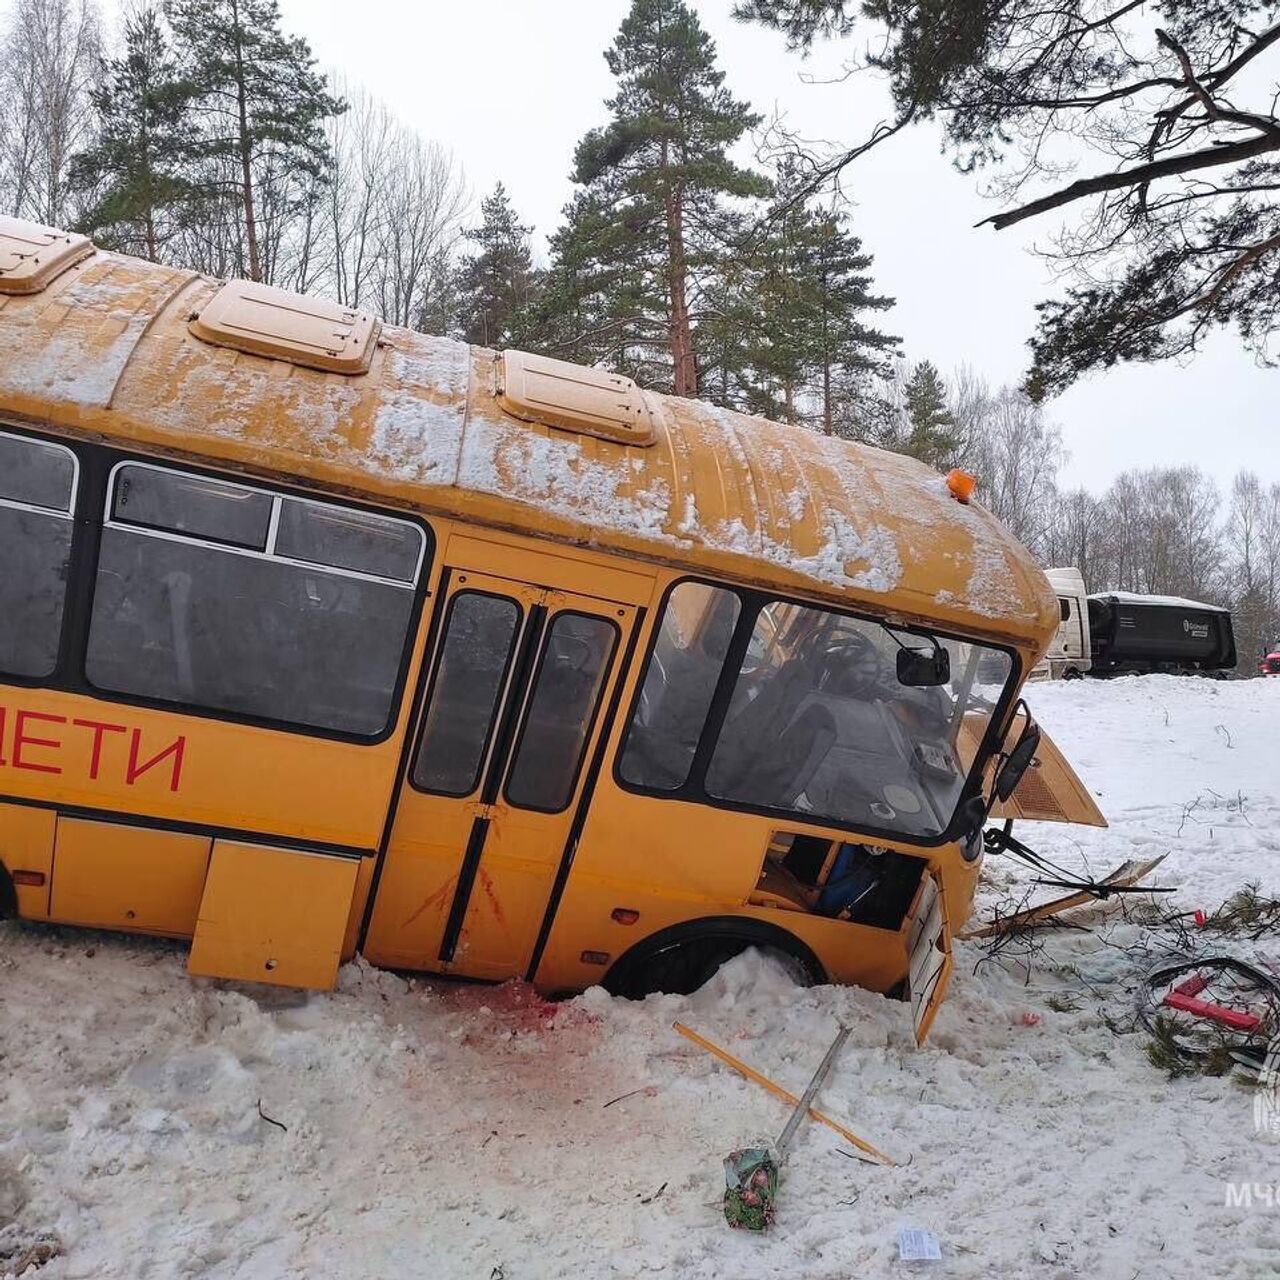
xmin=673 ymin=1021 xmax=896 ymax=1167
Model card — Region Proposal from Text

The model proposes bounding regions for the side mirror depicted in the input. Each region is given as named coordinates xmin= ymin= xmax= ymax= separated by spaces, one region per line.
xmin=995 ymin=720 xmax=1041 ymax=801
xmin=897 ymin=646 xmax=951 ymax=687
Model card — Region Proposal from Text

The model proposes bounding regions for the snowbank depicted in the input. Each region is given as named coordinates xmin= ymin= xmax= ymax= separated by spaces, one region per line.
xmin=2 ymin=676 xmax=1278 ymax=1279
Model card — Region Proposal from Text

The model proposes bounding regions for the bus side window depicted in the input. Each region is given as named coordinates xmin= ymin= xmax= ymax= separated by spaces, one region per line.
xmin=0 ymin=431 xmax=77 ymax=680
xmin=618 ymin=581 xmax=741 ymax=791
xmin=412 ymin=592 xmax=523 ymax=796
xmin=85 ymin=463 xmax=425 ymax=738
xmin=504 ymin=613 xmax=618 ymax=813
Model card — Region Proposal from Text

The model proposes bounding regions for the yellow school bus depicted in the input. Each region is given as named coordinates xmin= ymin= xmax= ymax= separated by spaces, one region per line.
xmin=0 ymin=217 xmax=1103 ymax=1042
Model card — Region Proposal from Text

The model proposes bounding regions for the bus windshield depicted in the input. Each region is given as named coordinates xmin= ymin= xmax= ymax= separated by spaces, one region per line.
xmin=708 ymin=602 xmax=1012 ymax=838
xmin=620 ymin=585 xmax=1014 ymax=840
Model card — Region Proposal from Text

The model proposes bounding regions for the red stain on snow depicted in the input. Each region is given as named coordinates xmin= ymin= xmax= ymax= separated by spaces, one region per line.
xmin=446 ymin=979 xmax=602 ymax=1037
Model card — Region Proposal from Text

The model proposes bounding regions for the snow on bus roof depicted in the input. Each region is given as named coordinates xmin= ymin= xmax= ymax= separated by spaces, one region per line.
xmin=1090 ymin=591 xmax=1230 ymax=613
xmin=0 ymin=250 xmax=1056 ymax=641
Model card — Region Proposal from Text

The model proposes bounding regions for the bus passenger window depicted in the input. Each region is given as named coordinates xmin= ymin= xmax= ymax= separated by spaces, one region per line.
xmin=412 ymin=593 xmax=522 ymax=796
xmin=0 ymin=431 xmax=77 ymax=679
xmin=112 ymin=464 xmax=272 ymax=548
xmin=276 ymin=498 xmax=422 ymax=582
xmin=86 ymin=464 xmax=426 ymax=737
xmin=618 ymin=582 xmax=740 ymax=790
xmin=504 ymin=614 xmax=617 ymax=812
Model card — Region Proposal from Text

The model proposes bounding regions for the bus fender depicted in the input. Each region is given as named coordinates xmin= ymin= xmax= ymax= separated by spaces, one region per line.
xmin=603 ymin=915 xmax=826 ymax=998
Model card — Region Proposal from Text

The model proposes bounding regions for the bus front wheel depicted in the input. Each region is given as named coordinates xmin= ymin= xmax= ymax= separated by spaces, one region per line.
xmin=603 ymin=918 xmax=825 ymax=999
xmin=0 ymin=864 xmax=16 ymax=920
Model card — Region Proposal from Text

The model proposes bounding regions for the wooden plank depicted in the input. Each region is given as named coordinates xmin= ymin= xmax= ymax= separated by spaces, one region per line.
xmin=959 ymin=853 xmax=1167 ymax=940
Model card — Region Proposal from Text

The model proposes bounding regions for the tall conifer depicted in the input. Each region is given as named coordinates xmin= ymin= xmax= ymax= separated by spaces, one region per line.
xmin=549 ymin=0 xmax=768 ymax=396
xmin=700 ymin=186 xmax=896 ymax=431
xmin=165 ymin=0 xmax=341 ymax=282
xmin=71 ymin=8 xmax=194 ymax=262
xmin=900 ymin=360 xmax=962 ymax=466
xmin=456 ymin=183 xmax=540 ymax=349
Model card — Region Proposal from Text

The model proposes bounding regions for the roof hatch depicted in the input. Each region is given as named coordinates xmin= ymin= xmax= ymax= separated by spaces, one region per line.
xmin=189 ymin=279 xmax=381 ymax=375
xmin=0 ymin=216 xmax=95 ymax=295
xmin=496 ymin=349 xmax=656 ymax=446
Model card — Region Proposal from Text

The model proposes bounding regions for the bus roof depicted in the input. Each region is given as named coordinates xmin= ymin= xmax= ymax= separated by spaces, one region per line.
xmin=0 ymin=240 xmax=1057 ymax=647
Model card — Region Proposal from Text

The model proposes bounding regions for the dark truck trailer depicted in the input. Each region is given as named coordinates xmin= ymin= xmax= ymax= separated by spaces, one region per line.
xmin=1086 ymin=592 xmax=1236 ymax=676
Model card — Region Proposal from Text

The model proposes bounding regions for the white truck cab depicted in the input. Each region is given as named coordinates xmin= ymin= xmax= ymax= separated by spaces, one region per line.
xmin=1031 ymin=567 xmax=1091 ymax=680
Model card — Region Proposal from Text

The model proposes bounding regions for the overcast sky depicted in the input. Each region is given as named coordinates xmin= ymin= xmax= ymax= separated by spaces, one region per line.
xmin=275 ymin=0 xmax=1275 ymax=496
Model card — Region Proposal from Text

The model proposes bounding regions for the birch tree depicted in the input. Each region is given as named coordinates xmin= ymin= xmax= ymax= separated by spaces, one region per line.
xmin=0 ymin=0 xmax=102 ymax=226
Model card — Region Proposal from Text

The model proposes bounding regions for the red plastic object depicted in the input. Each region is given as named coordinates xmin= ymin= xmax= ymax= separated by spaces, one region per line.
xmin=1163 ymin=988 xmax=1261 ymax=1032
xmin=1172 ymin=974 xmax=1208 ymax=997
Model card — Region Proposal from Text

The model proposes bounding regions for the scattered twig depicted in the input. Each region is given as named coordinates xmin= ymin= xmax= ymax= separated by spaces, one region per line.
xmin=838 ymin=1148 xmax=913 ymax=1167
xmin=639 ymin=1181 xmax=668 ymax=1205
xmin=256 ymin=1099 xmax=288 ymax=1133
xmin=1214 ymin=724 xmax=1233 ymax=749
xmin=1176 ymin=796 xmax=1203 ymax=836
xmin=602 ymin=1085 xmax=657 ymax=1109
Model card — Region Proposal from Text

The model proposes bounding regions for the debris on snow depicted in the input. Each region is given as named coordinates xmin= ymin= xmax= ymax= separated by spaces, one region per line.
xmin=897 ymin=1226 xmax=942 ymax=1262
xmin=1 ymin=675 xmax=1278 ymax=1279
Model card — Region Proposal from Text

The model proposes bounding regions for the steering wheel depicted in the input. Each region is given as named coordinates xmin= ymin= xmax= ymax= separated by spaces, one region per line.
xmin=817 ymin=630 xmax=883 ymax=698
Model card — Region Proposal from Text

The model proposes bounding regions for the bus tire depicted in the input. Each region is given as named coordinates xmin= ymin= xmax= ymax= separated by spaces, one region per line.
xmin=603 ymin=917 xmax=825 ymax=999
xmin=0 ymin=863 xmax=16 ymax=920
xmin=1063 ymin=666 xmax=1083 ymax=680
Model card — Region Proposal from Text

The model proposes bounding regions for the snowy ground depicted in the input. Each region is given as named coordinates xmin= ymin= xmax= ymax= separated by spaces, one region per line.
xmin=3 ymin=676 xmax=1279 ymax=1279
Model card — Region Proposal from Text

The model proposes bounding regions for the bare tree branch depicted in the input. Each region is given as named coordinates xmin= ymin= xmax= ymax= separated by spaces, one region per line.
xmin=980 ymin=132 xmax=1280 ymax=230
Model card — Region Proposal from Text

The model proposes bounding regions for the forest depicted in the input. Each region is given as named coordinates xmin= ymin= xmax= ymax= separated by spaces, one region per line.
xmin=2 ymin=0 xmax=1277 ymax=666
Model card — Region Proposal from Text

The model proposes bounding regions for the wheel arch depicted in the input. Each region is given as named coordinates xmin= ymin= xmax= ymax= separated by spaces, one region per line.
xmin=0 ymin=857 xmax=16 ymax=919
xmin=602 ymin=914 xmax=827 ymax=997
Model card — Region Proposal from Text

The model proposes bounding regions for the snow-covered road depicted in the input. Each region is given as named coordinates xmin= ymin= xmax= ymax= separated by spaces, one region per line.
xmin=3 ymin=676 xmax=1278 ymax=1279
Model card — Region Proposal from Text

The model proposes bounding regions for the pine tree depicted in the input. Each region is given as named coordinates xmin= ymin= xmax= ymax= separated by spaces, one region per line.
xmin=413 ymin=245 xmax=463 ymax=338
xmin=165 ymin=0 xmax=342 ymax=282
xmin=70 ymin=8 xmax=194 ymax=262
xmin=549 ymin=0 xmax=769 ymax=396
xmin=698 ymin=187 xmax=895 ymax=430
xmin=804 ymin=207 xmax=896 ymax=436
xmin=899 ymin=361 xmax=962 ymax=467
xmin=456 ymin=183 xmax=540 ymax=349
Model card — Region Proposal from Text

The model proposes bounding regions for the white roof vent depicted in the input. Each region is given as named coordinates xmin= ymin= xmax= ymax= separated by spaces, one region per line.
xmin=0 ymin=216 xmax=95 ymax=295
xmin=189 ymin=279 xmax=380 ymax=375
xmin=496 ymin=349 xmax=656 ymax=447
